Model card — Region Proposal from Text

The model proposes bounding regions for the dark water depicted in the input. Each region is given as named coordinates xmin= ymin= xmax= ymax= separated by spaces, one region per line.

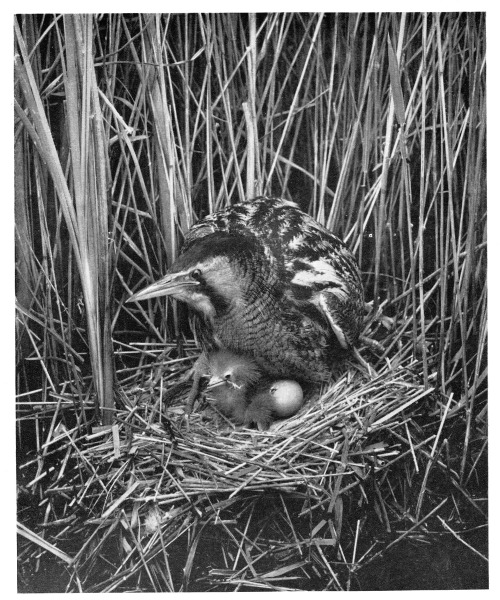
xmin=354 ymin=533 xmax=488 ymax=590
xmin=17 ymin=527 xmax=488 ymax=592
xmin=18 ymin=485 xmax=488 ymax=593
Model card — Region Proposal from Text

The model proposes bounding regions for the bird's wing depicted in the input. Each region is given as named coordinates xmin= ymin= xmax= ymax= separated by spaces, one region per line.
xmin=280 ymin=213 xmax=364 ymax=349
xmin=287 ymin=251 xmax=364 ymax=349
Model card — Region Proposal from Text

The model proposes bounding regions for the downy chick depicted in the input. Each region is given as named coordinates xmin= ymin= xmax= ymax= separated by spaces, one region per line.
xmin=203 ymin=351 xmax=261 ymax=424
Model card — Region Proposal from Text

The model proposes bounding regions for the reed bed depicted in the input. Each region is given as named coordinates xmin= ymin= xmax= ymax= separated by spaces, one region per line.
xmin=16 ymin=13 xmax=487 ymax=591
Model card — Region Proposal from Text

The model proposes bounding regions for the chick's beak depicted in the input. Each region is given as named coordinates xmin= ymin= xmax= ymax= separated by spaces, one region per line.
xmin=206 ymin=376 xmax=226 ymax=390
xmin=128 ymin=271 xmax=198 ymax=303
xmin=206 ymin=376 xmax=242 ymax=391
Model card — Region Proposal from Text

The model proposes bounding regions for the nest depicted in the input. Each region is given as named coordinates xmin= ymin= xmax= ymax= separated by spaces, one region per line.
xmin=92 ymin=359 xmax=431 ymax=500
xmin=18 ymin=323 xmax=445 ymax=591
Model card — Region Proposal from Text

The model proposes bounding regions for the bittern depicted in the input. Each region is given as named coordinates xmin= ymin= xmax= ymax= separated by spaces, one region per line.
xmin=129 ymin=196 xmax=364 ymax=409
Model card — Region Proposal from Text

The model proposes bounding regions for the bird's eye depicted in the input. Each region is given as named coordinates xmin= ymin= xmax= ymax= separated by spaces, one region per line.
xmin=224 ymin=372 xmax=232 ymax=381
xmin=191 ymin=268 xmax=202 ymax=281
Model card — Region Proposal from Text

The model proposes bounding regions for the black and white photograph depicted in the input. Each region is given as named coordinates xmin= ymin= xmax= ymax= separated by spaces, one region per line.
xmin=13 ymin=8 xmax=489 ymax=593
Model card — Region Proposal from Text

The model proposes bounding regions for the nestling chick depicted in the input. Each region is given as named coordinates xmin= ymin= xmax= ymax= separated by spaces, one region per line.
xmin=201 ymin=351 xmax=304 ymax=430
xmin=201 ymin=351 xmax=261 ymax=424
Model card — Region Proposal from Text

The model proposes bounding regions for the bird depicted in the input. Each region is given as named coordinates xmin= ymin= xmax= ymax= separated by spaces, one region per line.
xmin=129 ymin=196 xmax=364 ymax=406
xmin=199 ymin=350 xmax=261 ymax=424
xmin=200 ymin=350 xmax=304 ymax=430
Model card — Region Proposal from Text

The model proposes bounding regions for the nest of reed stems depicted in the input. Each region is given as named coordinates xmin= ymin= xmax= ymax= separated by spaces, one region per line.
xmin=17 ymin=314 xmax=464 ymax=593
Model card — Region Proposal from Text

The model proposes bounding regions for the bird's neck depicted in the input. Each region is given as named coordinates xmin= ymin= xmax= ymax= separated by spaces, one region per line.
xmin=193 ymin=263 xmax=282 ymax=351
xmin=209 ymin=257 xmax=281 ymax=316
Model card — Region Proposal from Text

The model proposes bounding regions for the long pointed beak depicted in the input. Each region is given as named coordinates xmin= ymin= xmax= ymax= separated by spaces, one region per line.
xmin=128 ymin=271 xmax=198 ymax=303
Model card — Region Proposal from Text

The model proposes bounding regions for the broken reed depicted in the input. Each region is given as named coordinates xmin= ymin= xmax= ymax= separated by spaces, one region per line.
xmin=15 ymin=14 xmax=485 ymax=478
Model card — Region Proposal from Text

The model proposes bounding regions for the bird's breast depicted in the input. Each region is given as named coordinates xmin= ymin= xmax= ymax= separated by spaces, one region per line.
xmin=207 ymin=297 xmax=334 ymax=382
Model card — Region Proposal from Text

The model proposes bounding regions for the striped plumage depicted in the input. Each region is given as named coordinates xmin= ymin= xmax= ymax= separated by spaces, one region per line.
xmin=130 ymin=197 xmax=364 ymax=385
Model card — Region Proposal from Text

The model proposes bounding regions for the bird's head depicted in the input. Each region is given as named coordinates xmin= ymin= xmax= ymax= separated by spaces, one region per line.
xmin=205 ymin=351 xmax=262 ymax=391
xmin=128 ymin=232 xmax=270 ymax=319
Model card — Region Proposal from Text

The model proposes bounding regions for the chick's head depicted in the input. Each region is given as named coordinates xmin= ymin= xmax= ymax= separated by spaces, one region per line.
xmin=206 ymin=351 xmax=262 ymax=391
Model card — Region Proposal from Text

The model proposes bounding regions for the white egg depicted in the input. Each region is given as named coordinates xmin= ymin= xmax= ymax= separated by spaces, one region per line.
xmin=269 ymin=380 xmax=304 ymax=417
